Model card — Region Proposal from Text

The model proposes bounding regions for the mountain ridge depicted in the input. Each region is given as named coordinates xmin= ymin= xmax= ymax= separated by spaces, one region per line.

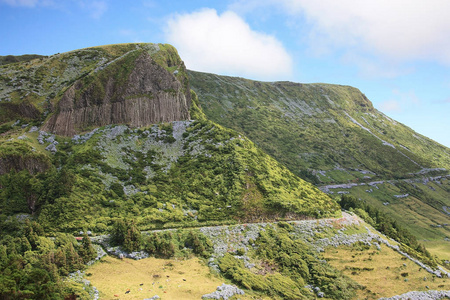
xmin=188 ymin=69 xmax=450 ymax=259
xmin=188 ymin=70 xmax=450 ymax=178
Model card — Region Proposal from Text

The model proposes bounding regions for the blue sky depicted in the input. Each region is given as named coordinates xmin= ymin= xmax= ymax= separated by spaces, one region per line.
xmin=1 ymin=0 xmax=449 ymax=147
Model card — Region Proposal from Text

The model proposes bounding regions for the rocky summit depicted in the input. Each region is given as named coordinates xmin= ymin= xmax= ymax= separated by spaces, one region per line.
xmin=1 ymin=43 xmax=191 ymax=136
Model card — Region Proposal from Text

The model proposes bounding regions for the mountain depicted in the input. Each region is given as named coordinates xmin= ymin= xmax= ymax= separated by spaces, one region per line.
xmin=0 ymin=43 xmax=448 ymax=299
xmin=188 ymin=70 xmax=450 ymax=258
xmin=0 ymin=43 xmax=338 ymax=233
xmin=0 ymin=54 xmax=47 ymax=66
xmin=1 ymin=43 xmax=191 ymax=136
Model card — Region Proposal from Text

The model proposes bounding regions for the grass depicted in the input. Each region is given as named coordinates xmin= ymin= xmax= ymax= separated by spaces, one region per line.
xmin=339 ymin=182 xmax=450 ymax=260
xmin=87 ymin=256 xmax=221 ymax=300
xmin=86 ymin=256 xmax=262 ymax=300
xmin=189 ymin=70 xmax=450 ymax=180
xmin=423 ymin=240 xmax=450 ymax=262
xmin=324 ymin=243 xmax=450 ymax=299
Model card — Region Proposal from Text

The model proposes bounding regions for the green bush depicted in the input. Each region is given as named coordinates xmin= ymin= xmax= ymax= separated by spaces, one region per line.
xmin=110 ymin=219 xmax=141 ymax=252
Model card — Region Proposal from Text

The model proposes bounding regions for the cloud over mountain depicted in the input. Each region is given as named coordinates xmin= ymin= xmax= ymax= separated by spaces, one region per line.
xmin=165 ymin=8 xmax=292 ymax=80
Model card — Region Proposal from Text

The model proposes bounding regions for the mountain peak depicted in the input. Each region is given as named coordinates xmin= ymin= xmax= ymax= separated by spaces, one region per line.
xmin=1 ymin=43 xmax=191 ymax=136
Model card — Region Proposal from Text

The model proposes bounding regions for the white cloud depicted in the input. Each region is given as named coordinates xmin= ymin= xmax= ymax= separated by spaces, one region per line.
xmin=277 ymin=0 xmax=450 ymax=65
xmin=165 ymin=8 xmax=292 ymax=80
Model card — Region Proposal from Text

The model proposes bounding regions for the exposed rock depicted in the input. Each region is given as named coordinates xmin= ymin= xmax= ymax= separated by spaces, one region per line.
xmin=378 ymin=290 xmax=450 ymax=300
xmin=45 ymin=143 xmax=57 ymax=153
xmin=394 ymin=194 xmax=409 ymax=199
xmin=42 ymin=51 xmax=191 ymax=136
xmin=66 ymin=270 xmax=100 ymax=300
xmin=202 ymin=283 xmax=244 ymax=300
xmin=0 ymin=153 xmax=50 ymax=175
xmin=0 ymin=102 xmax=41 ymax=123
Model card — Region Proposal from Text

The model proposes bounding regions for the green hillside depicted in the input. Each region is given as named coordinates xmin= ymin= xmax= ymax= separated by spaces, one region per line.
xmin=0 ymin=43 xmax=448 ymax=299
xmin=188 ymin=70 xmax=450 ymax=178
xmin=188 ymin=70 xmax=450 ymax=258
xmin=0 ymin=54 xmax=47 ymax=66
xmin=0 ymin=119 xmax=338 ymax=234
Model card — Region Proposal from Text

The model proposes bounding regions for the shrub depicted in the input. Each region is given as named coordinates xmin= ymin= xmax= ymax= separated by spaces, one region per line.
xmin=110 ymin=219 xmax=142 ymax=252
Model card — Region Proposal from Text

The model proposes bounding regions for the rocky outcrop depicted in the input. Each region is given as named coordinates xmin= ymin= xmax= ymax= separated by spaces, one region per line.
xmin=378 ymin=290 xmax=450 ymax=300
xmin=43 ymin=51 xmax=191 ymax=136
xmin=0 ymin=102 xmax=41 ymax=123
xmin=0 ymin=154 xmax=50 ymax=175
xmin=202 ymin=284 xmax=245 ymax=300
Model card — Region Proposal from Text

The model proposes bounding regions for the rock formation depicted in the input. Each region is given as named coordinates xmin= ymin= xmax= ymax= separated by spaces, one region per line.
xmin=0 ymin=150 xmax=50 ymax=175
xmin=43 ymin=51 xmax=191 ymax=136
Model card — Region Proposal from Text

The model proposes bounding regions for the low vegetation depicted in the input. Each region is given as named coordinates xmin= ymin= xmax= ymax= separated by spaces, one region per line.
xmin=1 ymin=120 xmax=338 ymax=236
xmin=324 ymin=243 xmax=450 ymax=299
xmin=340 ymin=195 xmax=438 ymax=267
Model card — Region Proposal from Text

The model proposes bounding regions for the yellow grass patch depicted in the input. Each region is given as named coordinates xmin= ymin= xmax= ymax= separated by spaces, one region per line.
xmin=324 ymin=244 xmax=450 ymax=299
xmin=86 ymin=256 xmax=225 ymax=300
xmin=86 ymin=255 xmax=263 ymax=300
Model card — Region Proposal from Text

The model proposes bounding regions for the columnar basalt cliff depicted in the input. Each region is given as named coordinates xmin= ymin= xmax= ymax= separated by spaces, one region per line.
xmin=43 ymin=50 xmax=191 ymax=136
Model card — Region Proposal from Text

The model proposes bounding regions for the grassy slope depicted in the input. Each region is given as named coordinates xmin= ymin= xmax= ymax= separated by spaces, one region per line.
xmin=31 ymin=120 xmax=338 ymax=233
xmin=86 ymin=214 xmax=448 ymax=300
xmin=0 ymin=54 xmax=47 ymax=66
xmin=331 ymin=181 xmax=450 ymax=259
xmin=324 ymin=243 xmax=450 ymax=299
xmin=188 ymin=70 xmax=450 ymax=258
xmin=188 ymin=70 xmax=450 ymax=179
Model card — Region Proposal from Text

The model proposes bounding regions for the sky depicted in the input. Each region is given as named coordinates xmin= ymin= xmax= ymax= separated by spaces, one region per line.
xmin=1 ymin=0 xmax=449 ymax=148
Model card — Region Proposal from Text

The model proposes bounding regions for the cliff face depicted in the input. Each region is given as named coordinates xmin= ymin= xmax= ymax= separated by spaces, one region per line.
xmin=0 ymin=154 xmax=50 ymax=175
xmin=43 ymin=49 xmax=191 ymax=136
xmin=0 ymin=141 xmax=51 ymax=175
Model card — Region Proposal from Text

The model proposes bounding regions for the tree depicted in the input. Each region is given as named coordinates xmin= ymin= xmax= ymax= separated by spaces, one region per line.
xmin=110 ymin=219 xmax=127 ymax=246
xmin=78 ymin=232 xmax=96 ymax=263
xmin=0 ymin=245 xmax=7 ymax=268
xmin=123 ymin=224 xmax=142 ymax=253
xmin=110 ymin=219 xmax=142 ymax=252
xmin=65 ymin=243 xmax=82 ymax=272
